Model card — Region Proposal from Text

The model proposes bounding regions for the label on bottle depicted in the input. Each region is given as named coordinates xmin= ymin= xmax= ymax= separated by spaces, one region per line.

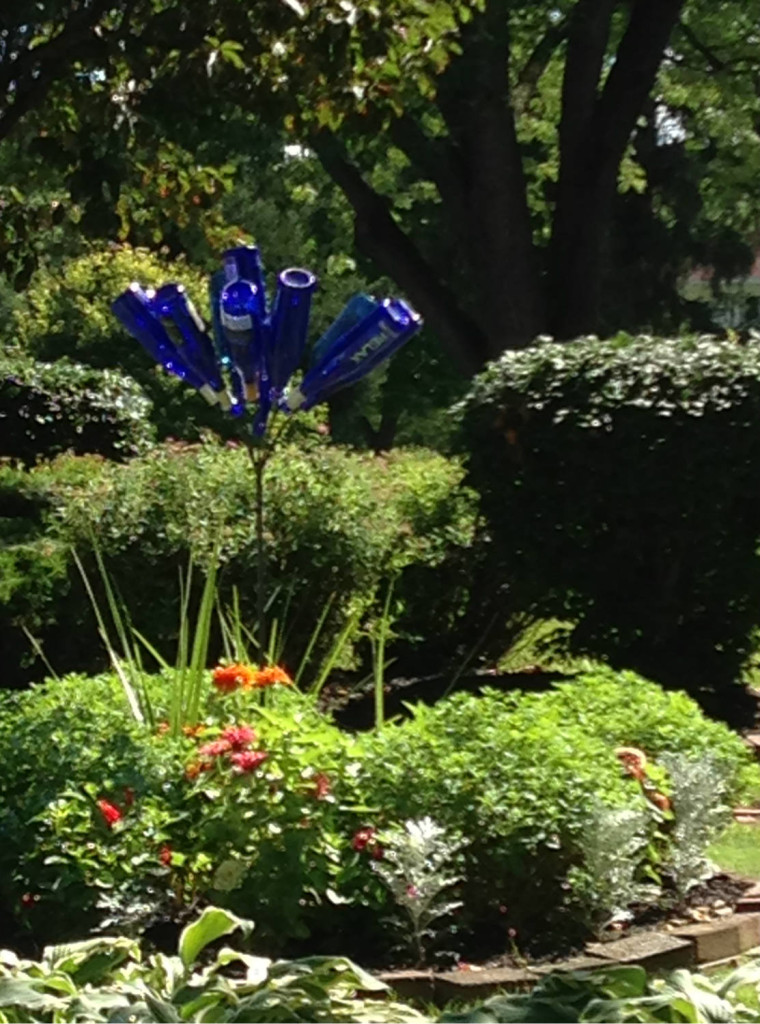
xmin=221 ymin=311 xmax=253 ymax=330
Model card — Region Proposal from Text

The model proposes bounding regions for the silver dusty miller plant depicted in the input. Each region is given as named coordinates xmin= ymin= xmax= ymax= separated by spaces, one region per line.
xmin=660 ymin=752 xmax=732 ymax=900
xmin=372 ymin=817 xmax=464 ymax=965
xmin=569 ymin=803 xmax=656 ymax=936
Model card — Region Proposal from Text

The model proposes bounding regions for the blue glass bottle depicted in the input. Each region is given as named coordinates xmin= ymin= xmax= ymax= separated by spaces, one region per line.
xmin=311 ymin=292 xmax=378 ymax=368
xmin=220 ymin=279 xmax=265 ymax=393
xmin=284 ymin=298 xmax=422 ymax=410
xmin=209 ymin=270 xmax=232 ymax=368
xmin=269 ymin=267 xmax=317 ymax=393
xmin=151 ymin=284 xmax=229 ymax=408
xmin=112 ymin=283 xmax=216 ymax=401
xmin=223 ymin=245 xmax=267 ymax=315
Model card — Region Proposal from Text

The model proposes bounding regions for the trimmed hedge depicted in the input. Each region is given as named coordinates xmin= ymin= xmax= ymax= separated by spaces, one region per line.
xmin=0 ymin=352 xmax=154 ymax=465
xmin=456 ymin=333 xmax=760 ymax=716
xmin=0 ymin=439 xmax=476 ymax=688
xmin=10 ymin=245 xmax=220 ymax=439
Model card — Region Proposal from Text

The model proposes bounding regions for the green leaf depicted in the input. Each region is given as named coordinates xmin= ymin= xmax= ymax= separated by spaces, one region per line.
xmin=178 ymin=908 xmax=251 ymax=969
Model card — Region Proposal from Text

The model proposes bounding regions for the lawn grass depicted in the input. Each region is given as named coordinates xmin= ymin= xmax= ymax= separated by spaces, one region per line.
xmin=708 ymin=822 xmax=760 ymax=879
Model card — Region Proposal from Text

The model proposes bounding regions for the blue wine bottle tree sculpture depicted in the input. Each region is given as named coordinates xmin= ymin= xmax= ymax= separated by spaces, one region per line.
xmin=112 ymin=243 xmax=423 ymax=651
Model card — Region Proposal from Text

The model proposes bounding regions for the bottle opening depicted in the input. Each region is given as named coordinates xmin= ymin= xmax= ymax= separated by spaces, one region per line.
xmin=281 ymin=268 xmax=316 ymax=289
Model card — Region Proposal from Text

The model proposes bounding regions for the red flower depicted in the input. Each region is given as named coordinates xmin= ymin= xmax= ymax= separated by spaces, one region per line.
xmin=311 ymin=772 xmax=332 ymax=800
xmin=219 ymin=725 xmax=256 ymax=750
xmin=370 ymin=843 xmax=385 ymax=861
xmin=97 ymin=799 xmax=123 ymax=828
xmin=251 ymin=665 xmax=293 ymax=689
xmin=351 ymin=827 xmax=377 ymax=852
xmin=159 ymin=845 xmax=173 ymax=866
xmin=230 ymin=750 xmax=269 ymax=773
xmin=197 ymin=739 xmax=232 ymax=759
xmin=212 ymin=663 xmax=257 ymax=693
xmin=123 ymin=787 xmax=135 ymax=807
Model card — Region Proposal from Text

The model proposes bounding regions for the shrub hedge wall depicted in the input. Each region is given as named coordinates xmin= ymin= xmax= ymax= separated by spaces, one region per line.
xmin=456 ymin=333 xmax=760 ymax=716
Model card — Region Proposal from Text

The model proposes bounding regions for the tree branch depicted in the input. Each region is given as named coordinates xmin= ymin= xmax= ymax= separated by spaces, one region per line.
xmin=311 ymin=129 xmax=492 ymax=372
xmin=677 ymin=21 xmax=726 ymax=73
xmin=557 ymin=0 xmax=617 ymax=172
xmin=514 ymin=17 xmax=569 ymax=112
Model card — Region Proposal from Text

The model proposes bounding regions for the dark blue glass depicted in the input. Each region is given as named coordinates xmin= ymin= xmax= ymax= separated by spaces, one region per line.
xmin=269 ymin=267 xmax=317 ymax=392
xmin=286 ymin=298 xmax=422 ymax=410
xmin=209 ymin=270 xmax=232 ymax=367
xmin=220 ymin=279 xmax=265 ymax=384
xmin=252 ymin=371 xmax=273 ymax=437
xmin=112 ymin=284 xmax=210 ymax=395
xmin=151 ymin=283 xmax=224 ymax=394
xmin=311 ymin=292 xmax=378 ymax=367
xmin=223 ymin=245 xmax=267 ymax=315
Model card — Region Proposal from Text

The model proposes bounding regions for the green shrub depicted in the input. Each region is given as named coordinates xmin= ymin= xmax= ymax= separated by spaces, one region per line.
xmin=0 ymin=671 xmax=379 ymax=951
xmin=11 ymin=244 xmax=220 ymax=439
xmin=0 ymin=352 xmax=154 ymax=465
xmin=358 ymin=666 xmax=758 ymax=949
xmin=456 ymin=333 xmax=760 ymax=715
xmin=0 ymin=440 xmax=476 ymax=688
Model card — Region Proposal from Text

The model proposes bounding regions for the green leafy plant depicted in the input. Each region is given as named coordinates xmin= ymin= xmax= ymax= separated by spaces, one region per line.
xmin=0 ymin=905 xmax=426 ymax=1023
xmin=441 ymin=961 xmax=760 ymax=1023
xmin=371 ymin=817 xmax=464 ymax=966
xmin=568 ymin=805 xmax=658 ymax=937
xmin=661 ymin=753 xmax=733 ymax=899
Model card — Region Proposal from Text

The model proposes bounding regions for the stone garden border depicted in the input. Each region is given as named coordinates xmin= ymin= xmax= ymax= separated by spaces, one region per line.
xmin=378 ymin=909 xmax=760 ymax=1007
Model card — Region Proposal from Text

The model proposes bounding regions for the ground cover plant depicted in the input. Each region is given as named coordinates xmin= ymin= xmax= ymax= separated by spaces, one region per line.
xmin=0 ymin=904 xmax=426 ymax=1023
xmin=2 ymin=661 xmax=756 ymax=966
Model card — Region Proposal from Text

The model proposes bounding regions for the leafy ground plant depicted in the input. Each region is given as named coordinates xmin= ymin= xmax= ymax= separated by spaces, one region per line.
xmin=441 ymin=962 xmax=760 ymax=1023
xmin=0 ymin=905 xmax=426 ymax=1023
xmin=372 ymin=817 xmax=464 ymax=965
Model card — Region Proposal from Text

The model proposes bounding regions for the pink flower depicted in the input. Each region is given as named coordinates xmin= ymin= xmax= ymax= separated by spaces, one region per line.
xmin=230 ymin=750 xmax=269 ymax=773
xmin=219 ymin=725 xmax=256 ymax=751
xmin=311 ymin=772 xmax=331 ymax=800
xmin=406 ymin=884 xmax=420 ymax=899
xmin=197 ymin=739 xmax=232 ymax=759
xmin=351 ymin=827 xmax=377 ymax=852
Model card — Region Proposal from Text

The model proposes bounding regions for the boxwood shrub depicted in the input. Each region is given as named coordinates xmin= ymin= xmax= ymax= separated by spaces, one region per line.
xmin=0 ymin=439 xmax=477 ymax=688
xmin=0 ymin=352 xmax=154 ymax=465
xmin=456 ymin=333 xmax=760 ymax=717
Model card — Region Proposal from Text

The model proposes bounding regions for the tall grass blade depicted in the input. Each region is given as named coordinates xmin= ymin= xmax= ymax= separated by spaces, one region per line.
xmin=294 ymin=593 xmax=335 ymax=688
xmin=373 ymin=580 xmax=394 ymax=731
xmin=310 ymin=605 xmax=363 ymax=698
xmin=73 ymin=548 xmax=147 ymax=726
xmin=22 ymin=626 xmax=60 ymax=682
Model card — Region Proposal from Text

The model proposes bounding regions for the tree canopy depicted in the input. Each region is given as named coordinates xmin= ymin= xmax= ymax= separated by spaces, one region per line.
xmin=3 ymin=0 xmax=760 ymax=374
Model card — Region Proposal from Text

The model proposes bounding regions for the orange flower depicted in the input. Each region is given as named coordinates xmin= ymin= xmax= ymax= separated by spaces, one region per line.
xmin=159 ymin=845 xmax=173 ymax=866
xmin=252 ymin=665 xmax=293 ymax=689
xmin=157 ymin=721 xmax=170 ymax=735
xmin=212 ymin=663 xmax=257 ymax=693
xmin=182 ymin=724 xmax=205 ymax=737
xmin=185 ymin=760 xmax=212 ymax=780
xmin=615 ymin=746 xmax=648 ymax=781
